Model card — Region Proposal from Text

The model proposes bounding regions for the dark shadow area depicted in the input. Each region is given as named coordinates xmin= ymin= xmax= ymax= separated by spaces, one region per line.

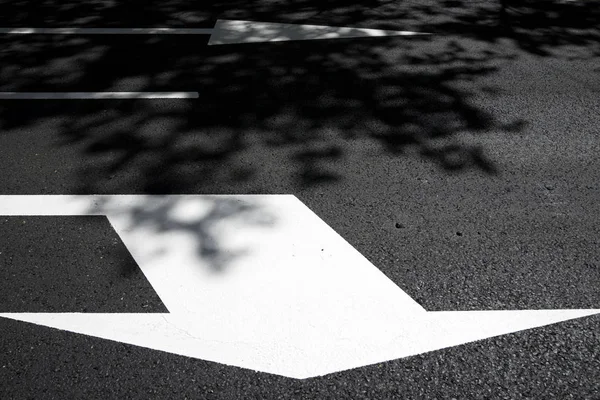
xmin=499 ymin=0 xmax=600 ymax=57
xmin=0 ymin=0 xmax=598 ymax=271
xmin=0 ymin=215 xmax=168 ymax=312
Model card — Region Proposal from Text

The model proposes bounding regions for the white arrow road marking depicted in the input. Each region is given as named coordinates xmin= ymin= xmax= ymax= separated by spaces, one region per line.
xmin=0 ymin=195 xmax=597 ymax=379
xmin=0 ymin=28 xmax=215 ymax=34
xmin=206 ymin=20 xmax=430 ymax=45
xmin=0 ymin=20 xmax=430 ymax=45
xmin=0 ymin=92 xmax=199 ymax=99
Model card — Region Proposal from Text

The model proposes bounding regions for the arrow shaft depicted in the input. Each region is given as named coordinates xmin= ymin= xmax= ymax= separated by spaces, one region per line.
xmin=0 ymin=27 xmax=214 ymax=34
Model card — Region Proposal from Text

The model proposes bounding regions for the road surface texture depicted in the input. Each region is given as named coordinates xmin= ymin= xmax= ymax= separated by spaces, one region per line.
xmin=0 ymin=0 xmax=599 ymax=398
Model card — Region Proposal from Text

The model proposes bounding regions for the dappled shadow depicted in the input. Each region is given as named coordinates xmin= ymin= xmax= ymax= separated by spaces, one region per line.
xmin=0 ymin=32 xmax=509 ymax=193
xmin=0 ymin=0 xmax=598 ymax=270
xmin=84 ymin=195 xmax=276 ymax=272
xmin=499 ymin=0 xmax=600 ymax=57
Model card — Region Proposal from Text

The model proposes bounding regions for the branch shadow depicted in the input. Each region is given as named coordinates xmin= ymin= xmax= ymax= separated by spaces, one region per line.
xmin=86 ymin=195 xmax=276 ymax=273
xmin=0 ymin=0 xmax=597 ymax=272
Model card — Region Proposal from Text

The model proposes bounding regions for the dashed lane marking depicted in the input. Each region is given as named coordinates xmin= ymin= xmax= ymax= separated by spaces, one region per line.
xmin=0 ymin=92 xmax=199 ymax=99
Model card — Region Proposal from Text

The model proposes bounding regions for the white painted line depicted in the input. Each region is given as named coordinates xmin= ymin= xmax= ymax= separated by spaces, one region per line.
xmin=0 ymin=92 xmax=199 ymax=99
xmin=3 ymin=195 xmax=591 ymax=379
xmin=0 ymin=27 xmax=214 ymax=34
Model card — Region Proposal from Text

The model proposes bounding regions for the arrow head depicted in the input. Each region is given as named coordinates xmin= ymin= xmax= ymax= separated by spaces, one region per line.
xmin=2 ymin=308 xmax=598 ymax=379
xmin=207 ymin=19 xmax=430 ymax=45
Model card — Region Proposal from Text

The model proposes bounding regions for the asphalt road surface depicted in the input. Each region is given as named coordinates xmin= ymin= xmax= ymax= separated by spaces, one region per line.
xmin=1 ymin=1 xmax=599 ymax=398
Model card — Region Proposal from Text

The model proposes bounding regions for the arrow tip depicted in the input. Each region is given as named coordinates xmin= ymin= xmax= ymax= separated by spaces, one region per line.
xmin=208 ymin=19 xmax=430 ymax=45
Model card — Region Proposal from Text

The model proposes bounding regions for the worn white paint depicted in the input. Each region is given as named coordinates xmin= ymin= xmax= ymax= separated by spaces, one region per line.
xmin=0 ymin=195 xmax=597 ymax=379
xmin=0 ymin=92 xmax=199 ymax=99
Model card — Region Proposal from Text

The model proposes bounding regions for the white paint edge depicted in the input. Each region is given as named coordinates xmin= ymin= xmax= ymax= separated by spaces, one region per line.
xmin=0 ymin=92 xmax=199 ymax=99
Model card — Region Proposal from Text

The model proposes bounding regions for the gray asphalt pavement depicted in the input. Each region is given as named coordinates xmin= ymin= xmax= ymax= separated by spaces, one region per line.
xmin=0 ymin=0 xmax=599 ymax=398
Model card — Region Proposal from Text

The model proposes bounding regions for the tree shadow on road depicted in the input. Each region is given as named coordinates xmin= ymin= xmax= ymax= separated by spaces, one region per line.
xmin=0 ymin=0 xmax=597 ymax=271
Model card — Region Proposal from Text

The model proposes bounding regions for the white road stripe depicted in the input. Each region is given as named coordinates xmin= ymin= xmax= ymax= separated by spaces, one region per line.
xmin=0 ymin=92 xmax=199 ymax=99
xmin=0 ymin=27 xmax=213 ymax=34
